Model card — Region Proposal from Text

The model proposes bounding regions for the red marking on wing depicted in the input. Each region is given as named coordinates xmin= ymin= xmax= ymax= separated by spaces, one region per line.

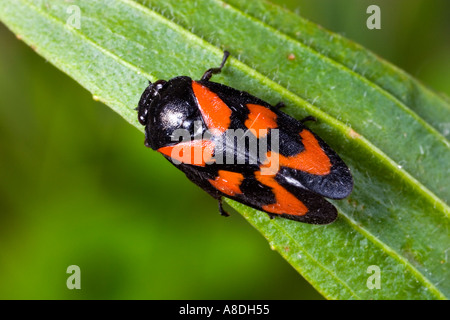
xmin=158 ymin=139 xmax=215 ymax=166
xmin=254 ymin=171 xmax=308 ymax=216
xmin=209 ymin=170 xmax=244 ymax=197
xmin=244 ymin=104 xmax=278 ymax=138
xmin=192 ymin=81 xmax=232 ymax=134
xmin=263 ymin=129 xmax=331 ymax=176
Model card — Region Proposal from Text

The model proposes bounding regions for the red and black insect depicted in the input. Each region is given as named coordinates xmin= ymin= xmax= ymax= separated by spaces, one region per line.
xmin=137 ymin=51 xmax=352 ymax=224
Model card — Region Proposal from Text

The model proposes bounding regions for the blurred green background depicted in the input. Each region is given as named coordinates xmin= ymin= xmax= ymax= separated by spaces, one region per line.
xmin=0 ymin=0 xmax=448 ymax=299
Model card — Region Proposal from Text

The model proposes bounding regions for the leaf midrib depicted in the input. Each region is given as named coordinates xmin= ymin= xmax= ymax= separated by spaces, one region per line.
xmin=16 ymin=0 xmax=448 ymax=299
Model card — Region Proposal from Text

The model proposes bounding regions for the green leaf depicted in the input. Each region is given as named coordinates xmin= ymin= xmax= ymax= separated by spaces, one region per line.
xmin=1 ymin=0 xmax=448 ymax=299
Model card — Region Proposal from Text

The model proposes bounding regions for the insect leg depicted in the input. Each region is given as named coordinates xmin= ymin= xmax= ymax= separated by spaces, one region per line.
xmin=218 ymin=198 xmax=230 ymax=217
xmin=201 ymin=51 xmax=230 ymax=81
xmin=300 ymin=115 xmax=317 ymax=124
xmin=267 ymin=213 xmax=276 ymax=220
xmin=274 ymin=102 xmax=285 ymax=109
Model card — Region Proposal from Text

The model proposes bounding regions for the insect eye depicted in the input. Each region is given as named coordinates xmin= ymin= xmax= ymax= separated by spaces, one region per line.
xmin=138 ymin=105 xmax=149 ymax=125
xmin=154 ymin=79 xmax=167 ymax=91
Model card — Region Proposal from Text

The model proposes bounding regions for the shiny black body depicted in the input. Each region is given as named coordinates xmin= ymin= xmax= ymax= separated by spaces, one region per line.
xmin=137 ymin=51 xmax=353 ymax=224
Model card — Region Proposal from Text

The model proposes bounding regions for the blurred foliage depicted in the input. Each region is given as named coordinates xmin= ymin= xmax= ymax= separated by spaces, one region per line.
xmin=0 ymin=0 xmax=448 ymax=299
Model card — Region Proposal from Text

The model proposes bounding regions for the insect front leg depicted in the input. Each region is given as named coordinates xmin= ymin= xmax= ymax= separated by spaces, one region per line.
xmin=201 ymin=51 xmax=230 ymax=81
